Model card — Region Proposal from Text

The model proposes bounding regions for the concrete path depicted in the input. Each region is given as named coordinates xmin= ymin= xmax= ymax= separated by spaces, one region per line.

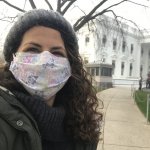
xmin=97 ymin=87 xmax=150 ymax=150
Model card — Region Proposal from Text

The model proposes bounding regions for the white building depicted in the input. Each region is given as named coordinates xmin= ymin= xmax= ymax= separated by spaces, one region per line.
xmin=77 ymin=15 xmax=150 ymax=87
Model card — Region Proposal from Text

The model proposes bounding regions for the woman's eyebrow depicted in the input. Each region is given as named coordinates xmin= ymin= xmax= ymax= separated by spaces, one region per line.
xmin=51 ymin=46 xmax=65 ymax=50
xmin=24 ymin=42 xmax=42 ymax=48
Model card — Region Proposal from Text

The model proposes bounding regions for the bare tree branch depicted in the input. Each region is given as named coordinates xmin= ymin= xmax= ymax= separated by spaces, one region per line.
xmin=85 ymin=0 xmax=108 ymax=18
xmin=73 ymin=5 xmax=87 ymax=15
xmin=73 ymin=0 xmax=107 ymax=31
xmin=74 ymin=0 xmax=128 ymax=31
xmin=0 ymin=18 xmax=13 ymax=23
xmin=89 ymin=0 xmax=126 ymax=21
xmin=0 ymin=0 xmax=26 ymax=12
xmin=29 ymin=0 xmax=36 ymax=9
xmin=44 ymin=0 xmax=53 ymax=10
xmin=91 ymin=1 xmax=144 ymax=35
xmin=89 ymin=0 xmax=128 ymax=20
xmin=73 ymin=0 xmax=148 ymax=31
xmin=87 ymin=22 xmax=90 ymax=31
xmin=57 ymin=0 xmax=61 ymax=13
xmin=0 ymin=0 xmax=148 ymax=33
xmin=104 ymin=10 xmax=124 ymax=39
xmin=23 ymin=0 xmax=27 ymax=10
xmin=61 ymin=0 xmax=76 ymax=15
xmin=60 ymin=0 xmax=68 ymax=7
xmin=127 ymin=0 xmax=149 ymax=8
xmin=116 ymin=15 xmax=143 ymax=35
xmin=0 ymin=15 xmax=18 ymax=23
xmin=103 ymin=9 xmax=144 ymax=39
xmin=71 ymin=4 xmax=87 ymax=29
xmin=73 ymin=16 xmax=85 ymax=29
xmin=57 ymin=0 xmax=76 ymax=15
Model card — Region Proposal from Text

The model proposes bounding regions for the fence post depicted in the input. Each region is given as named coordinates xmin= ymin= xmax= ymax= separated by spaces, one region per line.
xmin=147 ymin=94 xmax=150 ymax=124
xmin=131 ymin=84 xmax=133 ymax=97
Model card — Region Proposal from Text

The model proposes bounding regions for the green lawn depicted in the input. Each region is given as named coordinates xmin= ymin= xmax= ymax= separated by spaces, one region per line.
xmin=135 ymin=90 xmax=150 ymax=121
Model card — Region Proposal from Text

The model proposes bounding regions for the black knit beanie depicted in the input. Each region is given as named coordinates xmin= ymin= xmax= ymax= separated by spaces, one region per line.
xmin=3 ymin=9 xmax=79 ymax=63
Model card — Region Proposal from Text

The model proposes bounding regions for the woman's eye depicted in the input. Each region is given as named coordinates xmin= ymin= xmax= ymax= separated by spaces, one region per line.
xmin=25 ymin=47 xmax=40 ymax=53
xmin=51 ymin=51 xmax=65 ymax=57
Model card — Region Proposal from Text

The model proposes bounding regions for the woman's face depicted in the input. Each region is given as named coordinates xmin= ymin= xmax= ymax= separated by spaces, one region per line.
xmin=15 ymin=26 xmax=69 ymax=106
xmin=17 ymin=26 xmax=67 ymax=58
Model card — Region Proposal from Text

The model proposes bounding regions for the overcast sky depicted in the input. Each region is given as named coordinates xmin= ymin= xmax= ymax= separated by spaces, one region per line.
xmin=0 ymin=0 xmax=150 ymax=48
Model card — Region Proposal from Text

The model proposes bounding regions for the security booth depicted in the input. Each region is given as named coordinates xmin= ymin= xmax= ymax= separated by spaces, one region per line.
xmin=85 ymin=63 xmax=112 ymax=89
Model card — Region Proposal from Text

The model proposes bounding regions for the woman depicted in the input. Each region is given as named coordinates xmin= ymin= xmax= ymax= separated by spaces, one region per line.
xmin=0 ymin=9 xmax=102 ymax=150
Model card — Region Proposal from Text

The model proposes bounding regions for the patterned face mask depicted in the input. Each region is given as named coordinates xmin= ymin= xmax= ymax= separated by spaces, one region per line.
xmin=9 ymin=51 xmax=71 ymax=100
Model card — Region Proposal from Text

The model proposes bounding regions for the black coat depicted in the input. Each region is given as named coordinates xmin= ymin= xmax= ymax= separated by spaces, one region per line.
xmin=0 ymin=87 xmax=98 ymax=150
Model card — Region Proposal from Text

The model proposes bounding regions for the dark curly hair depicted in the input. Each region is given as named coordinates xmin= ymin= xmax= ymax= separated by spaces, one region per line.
xmin=1 ymin=9 xmax=102 ymax=143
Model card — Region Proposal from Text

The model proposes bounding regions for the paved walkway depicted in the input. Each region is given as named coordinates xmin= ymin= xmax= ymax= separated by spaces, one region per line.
xmin=96 ymin=87 xmax=150 ymax=150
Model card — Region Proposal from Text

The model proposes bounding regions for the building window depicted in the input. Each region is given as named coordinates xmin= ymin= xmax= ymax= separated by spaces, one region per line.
xmin=102 ymin=34 xmax=107 ymax=46
xmin=85 ymin=36 xmax=89 ymax=46
xmin=101 ymin=67 xmax=112 ymax=76
xmin=141 ymin=47 xmax=144 ymax=57
xmin=129 ymin=63 xmax=133 ymax=76
xmin=112 ymin=60 xmax=116 ymax=75
xmin=84 ymin=57 xmax=88 ymax=64
xmin=122 ymin=41 xmax=126 ymax=52
xmin=96 ymin=67 xmax=99 ymax=76
xmin=85 ymin=36 xmax=89 ymax=43
xmin=131 ymin=44 xmax=134 ymax=54
xmin=113 ymin=38 xmax=117 ymax=50
xmin=121 ymin=62 xmax=125 ymax=75
xmin=91 ymin=68 xmax=95 ymax=76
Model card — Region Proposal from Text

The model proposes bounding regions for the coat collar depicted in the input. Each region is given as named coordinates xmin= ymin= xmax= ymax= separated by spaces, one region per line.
xmin=0 ymin=87 xmax=40 ymax=135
